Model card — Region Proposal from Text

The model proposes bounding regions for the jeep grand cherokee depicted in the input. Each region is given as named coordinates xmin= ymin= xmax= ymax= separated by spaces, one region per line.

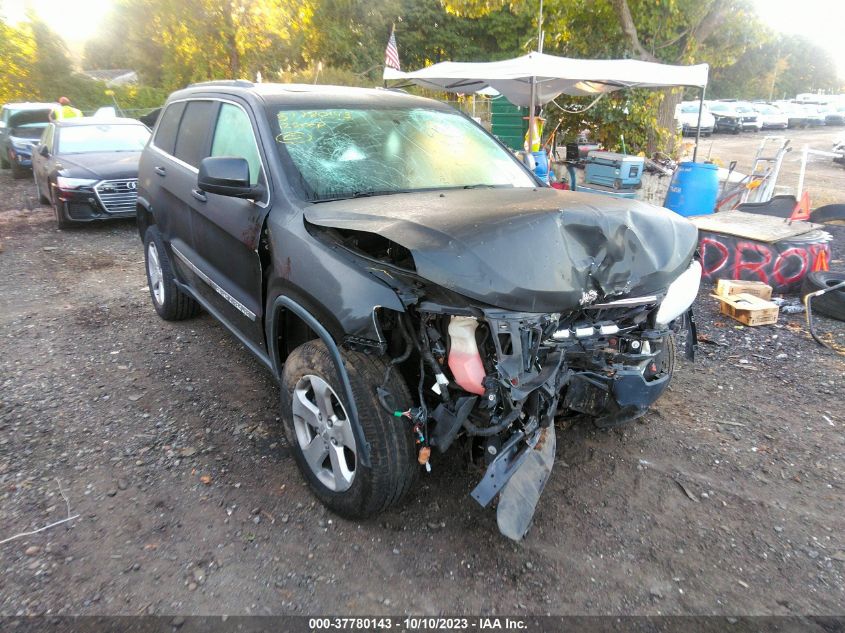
xmin=136 ymin=81 xmax=700 ymax=540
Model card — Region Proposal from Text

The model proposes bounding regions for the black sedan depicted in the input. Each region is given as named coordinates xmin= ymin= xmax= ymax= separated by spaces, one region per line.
xmin=32 ymin=118 xmax=150 ymax=229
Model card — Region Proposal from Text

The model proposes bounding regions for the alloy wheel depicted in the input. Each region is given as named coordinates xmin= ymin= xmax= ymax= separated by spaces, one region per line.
xmin=291 ymin=374 xmax=357 ymax=492
xmin=147 ymin=241 xmax=165 ymax=307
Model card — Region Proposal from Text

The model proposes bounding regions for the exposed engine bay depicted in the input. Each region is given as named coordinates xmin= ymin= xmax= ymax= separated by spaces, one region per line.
xmin=375 ymin=298 xmax=686 ymax=539
xmin=307 ymin=225 xmax=698 ymax=538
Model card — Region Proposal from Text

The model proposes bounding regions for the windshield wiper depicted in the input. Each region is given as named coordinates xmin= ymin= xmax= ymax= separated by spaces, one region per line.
xmin=311 ymin=189 xmax=410 ymax=203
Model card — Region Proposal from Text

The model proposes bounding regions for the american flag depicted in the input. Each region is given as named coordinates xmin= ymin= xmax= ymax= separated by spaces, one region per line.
xmin=384 ymin=26 xmax=400 ymax=71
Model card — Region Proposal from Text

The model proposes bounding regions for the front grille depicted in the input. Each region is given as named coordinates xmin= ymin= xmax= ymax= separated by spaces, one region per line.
xmin=94 ymin=179 xmax=138 ymax=214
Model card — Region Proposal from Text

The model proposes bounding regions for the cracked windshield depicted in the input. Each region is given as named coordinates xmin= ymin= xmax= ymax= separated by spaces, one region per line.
xmin=270 ymin=107 xmax=536 ymax=201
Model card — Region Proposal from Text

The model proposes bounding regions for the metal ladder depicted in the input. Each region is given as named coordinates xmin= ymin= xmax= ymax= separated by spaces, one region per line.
xmin=741 ymin=136 xmax=791 ymax=204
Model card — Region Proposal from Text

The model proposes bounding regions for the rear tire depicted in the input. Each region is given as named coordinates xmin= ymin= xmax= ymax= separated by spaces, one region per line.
xmin=11 ymin=162 xmax=27 ymax=179
xmin=143 ymin=225 xmax=201 ymax=321
xmin=809 ymin=204 xmax=845 ymax=225
xmin=280 ymin=340 xmax=418 ymax=519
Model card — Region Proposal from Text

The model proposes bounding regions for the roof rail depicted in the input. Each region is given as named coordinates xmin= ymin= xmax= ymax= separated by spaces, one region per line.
xmin=187 ymin=79 xmax=254 ymax=89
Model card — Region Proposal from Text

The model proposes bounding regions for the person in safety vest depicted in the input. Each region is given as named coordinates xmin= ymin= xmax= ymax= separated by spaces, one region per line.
xmin=51 ymin=97 xmax=83 ymax=121
xmin=523 ymin=113 xmax=545 ymax=153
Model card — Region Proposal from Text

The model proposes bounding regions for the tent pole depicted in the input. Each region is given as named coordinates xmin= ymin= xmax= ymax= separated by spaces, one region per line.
xmin=692 ymin=83 xmax=706 ymax=162
xmin=526 ymin=0 xmax=543 ymax=156
xmin=528 ymin=76 xmax=537 ymax=155
xmin=537 ymin=0 xmax=544 ymax=53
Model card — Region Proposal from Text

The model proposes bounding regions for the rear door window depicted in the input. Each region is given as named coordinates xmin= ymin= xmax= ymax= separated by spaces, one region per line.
xmin=210 ymin=103 xmax=262 ymax=186
xmin=153 ymin=102 xmax=185 ymax=155
xmin=173 ymin=100 xmax=217 ymax=169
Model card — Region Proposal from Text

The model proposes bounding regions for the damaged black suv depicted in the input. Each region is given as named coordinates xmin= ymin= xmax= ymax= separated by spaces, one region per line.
xmin=137 ymin=81 xmax=700 ymax=539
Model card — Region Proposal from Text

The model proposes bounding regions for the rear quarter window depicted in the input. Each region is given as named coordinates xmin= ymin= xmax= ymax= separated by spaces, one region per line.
xmin=173 ymin=100 xmax=217 ymax=169
xmin=153 ymin=102 xmax=185 ymax=155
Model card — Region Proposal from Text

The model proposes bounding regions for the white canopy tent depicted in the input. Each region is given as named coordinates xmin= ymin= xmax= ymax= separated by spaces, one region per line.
xmin=384 ymin=51 xmax=710 ymax=159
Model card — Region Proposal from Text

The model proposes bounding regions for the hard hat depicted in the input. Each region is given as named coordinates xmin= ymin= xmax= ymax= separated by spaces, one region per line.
xmin=58 ymin=97 xmax=70 ymax=105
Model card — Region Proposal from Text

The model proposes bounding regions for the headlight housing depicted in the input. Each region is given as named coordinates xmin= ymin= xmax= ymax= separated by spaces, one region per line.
xmin=655 ymin=260 xmax=701 ymax=325
xmin=56 ymin=176 xmax=97 ymax=190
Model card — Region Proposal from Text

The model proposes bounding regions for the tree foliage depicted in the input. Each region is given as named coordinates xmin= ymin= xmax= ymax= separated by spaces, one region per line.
xmin=710 ymin=33 xmax=844 ymax=100
xmin=0 ymin=20 xmax=36 ymax=104
xmin=0 ymin=15 xmax=165 ymax=112
xmin=2 ymin=0 xmax=842 ymax=151
xmin=443 ymin=0 xmax=772 ymax=153
xmin=84 ymin=0 xmax=311 ymax=89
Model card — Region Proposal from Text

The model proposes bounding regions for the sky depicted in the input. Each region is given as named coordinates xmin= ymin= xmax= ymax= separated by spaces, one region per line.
xmin=751 ymin=0 xmax=845 ymax=79
xmin=2 ymin=0 xmax=844 ymax=79
xmin=1 ymin=0 xmax=110 ymax=47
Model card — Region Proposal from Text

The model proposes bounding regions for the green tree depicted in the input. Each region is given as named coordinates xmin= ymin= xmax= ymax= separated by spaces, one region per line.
xmin=28 ymin=15 xmax=75 ymax=101
xmin=301 ymin=0 xmax=531 ymax=83
xmin=444 ymin=0 xmax=763 ymax=154
xmin=85 ymin=0 xmax=310 ymax=90
xmin=709 ymin=32 xmax=843 ymax=100
xmin=0 ymin=20 xmax=36 ymax=103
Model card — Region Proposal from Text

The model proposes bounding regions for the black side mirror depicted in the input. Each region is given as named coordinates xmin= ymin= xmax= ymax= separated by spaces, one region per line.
xmin=198 ymin=156 xmax=264 ymax=201
xmin=39 ymin=145 xmax=49 ymax=158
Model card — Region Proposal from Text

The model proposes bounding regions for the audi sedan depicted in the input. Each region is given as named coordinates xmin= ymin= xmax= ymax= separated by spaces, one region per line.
xmin=32 ymin=117 xmax=150 ymax=229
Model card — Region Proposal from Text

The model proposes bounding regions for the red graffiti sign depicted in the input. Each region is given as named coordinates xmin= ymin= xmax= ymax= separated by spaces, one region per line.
xmin=732 ymin=241 xmax=772 ymax=282
xmin=698 ymin=231 xmax=830 ymax=293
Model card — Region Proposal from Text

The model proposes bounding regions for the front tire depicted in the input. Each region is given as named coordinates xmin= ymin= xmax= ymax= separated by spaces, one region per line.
xmin=36 ymin=177 xmax=49 ymax=205
xmin=143 ymin=225 xmax=201 ymax=321
xmin=53 ymin=197 xmax=73 ymax=230
xmin=280 ymin=340 xmax=418 ymax=519
xmin=11 ymin=162 xmax=27 ymax=179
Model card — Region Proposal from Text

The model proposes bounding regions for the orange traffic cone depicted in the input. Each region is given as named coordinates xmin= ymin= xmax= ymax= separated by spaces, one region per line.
xmin=812 ymin=249 xmax=829 ymax=272
xmin=789 ymin=191 xmax=811 ymax=222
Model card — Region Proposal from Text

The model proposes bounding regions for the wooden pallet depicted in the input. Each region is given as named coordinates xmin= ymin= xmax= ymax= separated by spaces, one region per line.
xmin=690 ymin=210 xmax=821 ymax=243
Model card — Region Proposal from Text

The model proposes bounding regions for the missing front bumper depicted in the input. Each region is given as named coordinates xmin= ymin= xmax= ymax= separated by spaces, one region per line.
xmin=563 ymin=367 xmax=670 ymax=429
xmin=471 ymin=425 xmax=556 ymax=541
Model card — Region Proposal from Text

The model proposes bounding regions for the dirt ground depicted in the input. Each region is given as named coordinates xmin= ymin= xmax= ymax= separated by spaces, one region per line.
xmin=693 ymin=126 xmax=844 ymax=207
xmin=0 ymin=144 xmax=844 ymax=617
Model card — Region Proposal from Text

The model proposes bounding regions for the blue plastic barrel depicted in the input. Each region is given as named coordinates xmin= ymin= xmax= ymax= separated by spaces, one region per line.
xmin=531 ymin=150 xmax=549 ymax=183
xmin=664 ymin=161 xmax=718 ymax=217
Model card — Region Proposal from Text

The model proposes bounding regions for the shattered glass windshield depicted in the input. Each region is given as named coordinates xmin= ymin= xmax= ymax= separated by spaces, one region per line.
xmin=268 ymin=107 xmax=535 ymax=201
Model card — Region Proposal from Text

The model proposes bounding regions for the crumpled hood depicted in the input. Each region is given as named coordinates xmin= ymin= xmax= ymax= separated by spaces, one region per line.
xmin=57 ymin=152 xmax=141 ymax=181
xmin=305 ymin=188 xmax=699 ymax=312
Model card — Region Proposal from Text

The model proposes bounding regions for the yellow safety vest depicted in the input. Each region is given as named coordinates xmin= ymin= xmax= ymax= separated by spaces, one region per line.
xmin=524 ymin=118 xmax=544 ymax=153
xmin=55 ymin=105 xmax=83 ymax=120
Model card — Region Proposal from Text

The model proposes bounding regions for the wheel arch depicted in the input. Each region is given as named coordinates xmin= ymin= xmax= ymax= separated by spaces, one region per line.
xmin=136 ymin=196 xmax=154 ymax=240
xmin=269 ymin=295 xmax=371 ymax=466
